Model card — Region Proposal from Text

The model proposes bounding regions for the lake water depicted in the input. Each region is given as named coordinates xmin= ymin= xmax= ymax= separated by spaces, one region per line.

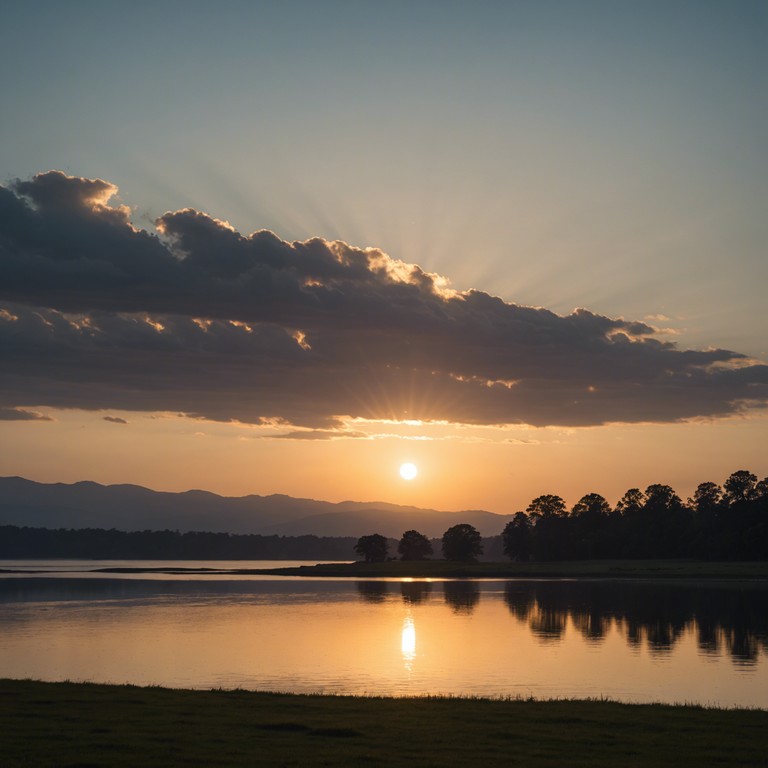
xmin=1 ymin=561 xmax=766 ymax=708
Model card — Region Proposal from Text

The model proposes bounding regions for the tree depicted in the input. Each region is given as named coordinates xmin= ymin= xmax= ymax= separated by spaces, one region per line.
xmin=354 ymin=533 xmax=389 ymax=563
xmin=527 ymin=495 xmax=568 ymax=561
xmin=641 ymin=484 xmax=689 ymax=558
xmin=614 ymin=488 xmax=645 ymax=517
xmin=398 ymin=529 xmax=433 ymax=561
xmin=571 ymin=493 xmax=611 ymax=558
xmin=689 ymin=482 xmax=723 ymax=516
xmin=724 ymin=470 xmax=758 ymax=504
xmin=526 ymin=495 xmax=567 ymax=519
xmin=502 ymin=512 xmax=532 ymax=561
xmin=571 ymin=493 xmax=611 ymax=522
xmin=722 ymin=470 xmax=766 ymax=560
xmin=644 ymin=484 xmax=683 ymax=512
xmin=611 ymin=488 xmax=645 ymax=556
xmin=441 ymin=523 xmax=483 ymax=562
xmin=688 ymin=481 xmax=725 ymax=559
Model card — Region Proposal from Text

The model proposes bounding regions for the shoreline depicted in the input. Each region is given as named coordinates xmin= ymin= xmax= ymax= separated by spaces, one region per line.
xmin=1 ymin=558 xmax=763 ymax=580
xmin=241 ymin=559 xmax=768 ymax=579
xmin=1 ymin=677 xmax=764 ymax=709
xmin=1 ymin=679 xmax=765 ymax=767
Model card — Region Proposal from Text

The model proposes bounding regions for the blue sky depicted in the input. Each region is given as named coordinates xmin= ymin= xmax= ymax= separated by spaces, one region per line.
xmin=1 ymin=1 xmax=766 ymax=509
xmin=3 ymin=1 xmax=766 ymax=349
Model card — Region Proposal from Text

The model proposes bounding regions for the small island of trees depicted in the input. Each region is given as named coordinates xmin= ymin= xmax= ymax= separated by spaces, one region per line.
xmin=355 ymin=523 xmax=484 ymax=564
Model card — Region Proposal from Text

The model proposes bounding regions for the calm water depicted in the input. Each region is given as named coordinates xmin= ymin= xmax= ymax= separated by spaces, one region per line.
xmin=0 ymin=561 xmax=766 ymax=707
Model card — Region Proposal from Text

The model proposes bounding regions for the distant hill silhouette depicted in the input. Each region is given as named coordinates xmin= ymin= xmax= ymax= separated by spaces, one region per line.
xmin=0 ymin=477 xmax=513 ymax=538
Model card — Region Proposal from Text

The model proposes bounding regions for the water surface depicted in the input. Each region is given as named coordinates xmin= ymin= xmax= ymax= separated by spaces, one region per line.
xmin=1 ymin=563 xmax=765 ymax=707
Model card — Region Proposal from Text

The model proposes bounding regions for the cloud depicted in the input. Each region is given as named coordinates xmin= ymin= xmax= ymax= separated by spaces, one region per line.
xmin=0 ymin=407 xmax=52 ymax=421
xmin=1 ymin=170 xmax=767 ymax=429
xmin=103 ymin=416 xmax=128 ymax=424
xmin=270 ymin=429 xmax=370 ymax=441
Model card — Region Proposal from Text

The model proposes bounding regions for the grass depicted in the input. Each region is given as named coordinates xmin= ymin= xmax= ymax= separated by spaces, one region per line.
xmin=241 ymin=559 xmax=768 ymax=580
xmin=1 ymin=679 xmax=766 ymax=767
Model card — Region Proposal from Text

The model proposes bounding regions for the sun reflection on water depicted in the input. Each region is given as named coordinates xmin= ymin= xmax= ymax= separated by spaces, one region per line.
xmin=401 ymin=615 xmax=416 ymax=670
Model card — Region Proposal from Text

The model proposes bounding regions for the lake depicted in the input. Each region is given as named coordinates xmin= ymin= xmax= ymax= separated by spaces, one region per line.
xmin=1 ymin=561 xmax=766 ymax=708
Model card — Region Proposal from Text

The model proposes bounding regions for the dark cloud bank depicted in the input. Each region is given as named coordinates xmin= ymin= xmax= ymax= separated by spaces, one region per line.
xmin=1 ymin=171 xmax=766 ymax=430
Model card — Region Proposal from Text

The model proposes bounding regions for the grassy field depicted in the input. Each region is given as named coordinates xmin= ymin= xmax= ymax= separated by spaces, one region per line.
xmin=1 ymin=679 xmax=766 ymax=767
xmin=243 ymin=559 xmax=768 ymax=580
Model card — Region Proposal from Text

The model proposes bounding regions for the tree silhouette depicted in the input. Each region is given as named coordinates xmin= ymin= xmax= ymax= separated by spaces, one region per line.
xmin=501 ymin=512 xmax=531 ymax=561
xmin=354 ymin=533 xmax=389 ymax=563
xmin=643 ymin=484 xmax=689 ymax=557
xmin=571 ymin=493 xmax=611 ymax=522
xmin=614 ymin=488 xmax=646 ymax=557
xmin=724 ymin=470 xmax=758 ymax=503
xmin=527 ymin=495 xmax=568 ymax=561
xmin=571 ymin=493 xmax=611 ymax=558
xmin=0 ymin=525 xmax=359 ymax=560
xmin=397 ymin=529 xmax=433 ymax=561
xmin=723 ymin=470 xmax=766 ymax=560
xmin=442 ymin=523 xmax=483 ymax=561
xmin=615 ymin=488 xmax=645 ymax=517
xmin=490 ymin=469 xmax=768 ymax=562
xmin=690 ymin=482 xmax=723 ymax=515
xmin=688 ymin=481 xmax=724 ymax=558
xmin=527 ymin=495 xmax=567 ymax=519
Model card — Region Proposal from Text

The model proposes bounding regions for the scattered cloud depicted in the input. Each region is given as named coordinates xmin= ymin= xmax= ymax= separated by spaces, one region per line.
xmin=1 ymin=171 xmax=767 ymax=429
xmin=0 ymin=407 xmax=52 ymax=421
xmin=270 ymin=429 xmax=370 ymax=441
xmin=103 ymin=416 xmax=128 ymax=424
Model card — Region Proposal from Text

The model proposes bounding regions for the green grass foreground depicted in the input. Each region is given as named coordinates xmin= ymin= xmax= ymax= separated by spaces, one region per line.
xmin=1 ymin=680 xmax=766 ymax=767
xmin=247 ymin=559 xmax=768 ymax=579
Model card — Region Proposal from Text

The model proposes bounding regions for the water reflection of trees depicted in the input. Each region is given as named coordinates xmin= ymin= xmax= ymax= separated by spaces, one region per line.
xmin=401 ymin=581 xmax=433 ymax=604
xmin=355 ymin=580 xmax=436 ymax=604
xmin=443 ymin=580 xmax=480 ymax=614
xmin=356 ymin=581 xmax=389 ymax=603
xmin=352 ymin=579 xmax=768 ymax=663
xmin=503 ymin=581 xmax=768 ymax=664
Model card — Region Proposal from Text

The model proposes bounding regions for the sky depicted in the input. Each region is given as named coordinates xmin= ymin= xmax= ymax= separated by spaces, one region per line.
xmin=1 ymin=0 xmax=766 ymax=515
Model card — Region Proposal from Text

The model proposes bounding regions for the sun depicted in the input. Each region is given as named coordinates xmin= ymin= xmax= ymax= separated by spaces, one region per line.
xmin=399 ymin=462 xmax=418 ymax=481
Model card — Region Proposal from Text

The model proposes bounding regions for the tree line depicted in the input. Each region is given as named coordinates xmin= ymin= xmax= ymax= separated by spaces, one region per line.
xmin=0 ymin=526 xmax=359 ymax=560
xmin=356 ymin=470 xmax=768 ymax=562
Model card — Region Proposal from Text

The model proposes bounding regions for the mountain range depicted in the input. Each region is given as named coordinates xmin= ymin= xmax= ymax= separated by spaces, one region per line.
xmin=0 ymin=477 xmax=513 ymax=538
